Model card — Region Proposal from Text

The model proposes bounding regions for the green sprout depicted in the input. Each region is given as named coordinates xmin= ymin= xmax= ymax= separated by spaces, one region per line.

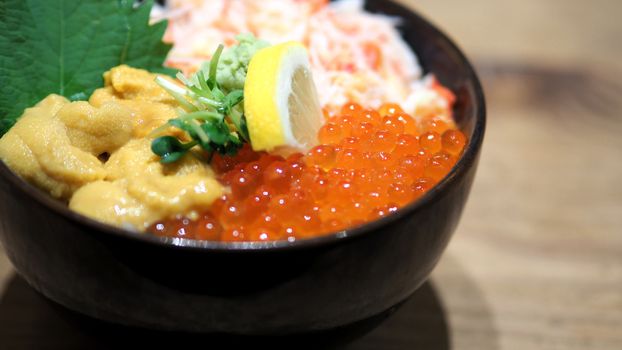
xmin=151 ymin=44 xmax=249 ymax=164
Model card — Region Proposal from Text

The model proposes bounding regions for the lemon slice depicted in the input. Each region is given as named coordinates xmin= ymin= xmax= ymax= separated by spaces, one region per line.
xmin=244 ymin=42 xmax=323 ymax=151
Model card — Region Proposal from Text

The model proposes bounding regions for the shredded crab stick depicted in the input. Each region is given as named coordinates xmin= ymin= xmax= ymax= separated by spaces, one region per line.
xmin=153 ymin=0 xmax=455 ymax=124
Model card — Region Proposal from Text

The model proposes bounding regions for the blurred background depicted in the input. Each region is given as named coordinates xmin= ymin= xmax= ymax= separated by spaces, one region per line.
xmin=0 ymin=0 xmax=620 ymax=349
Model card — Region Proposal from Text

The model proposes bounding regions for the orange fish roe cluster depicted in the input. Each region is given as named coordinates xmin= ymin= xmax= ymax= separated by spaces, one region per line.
xmin=148 ymin=103 xmax=467 ymax=242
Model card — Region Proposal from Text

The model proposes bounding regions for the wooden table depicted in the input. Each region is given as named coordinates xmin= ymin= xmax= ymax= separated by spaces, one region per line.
xmin=1 ymin=0 xmax=620 ymax=348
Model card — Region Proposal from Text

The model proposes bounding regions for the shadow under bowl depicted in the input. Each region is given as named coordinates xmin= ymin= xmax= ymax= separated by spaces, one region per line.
xmin=0 ymin=0 xmax=485 ymax=341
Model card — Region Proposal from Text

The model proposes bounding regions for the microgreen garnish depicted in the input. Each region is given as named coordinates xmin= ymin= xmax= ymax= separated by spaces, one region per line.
xmin=151 ymin=44 xmax=249 ymax=163
xmin=151 ymin=136 xmax=197 ymax=164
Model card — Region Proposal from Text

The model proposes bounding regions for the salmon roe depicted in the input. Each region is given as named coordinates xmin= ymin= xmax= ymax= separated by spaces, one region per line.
xmin=148 ymin=102 xmax=467 ymax=242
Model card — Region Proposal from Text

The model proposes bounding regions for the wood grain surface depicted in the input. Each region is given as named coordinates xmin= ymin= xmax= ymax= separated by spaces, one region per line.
xmin=1 ymin=0 xmax=621 ymax=349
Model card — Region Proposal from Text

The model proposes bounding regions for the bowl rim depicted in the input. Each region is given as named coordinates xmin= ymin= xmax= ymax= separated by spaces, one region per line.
xmin=0 ymin=0 xmax=486 ymax=253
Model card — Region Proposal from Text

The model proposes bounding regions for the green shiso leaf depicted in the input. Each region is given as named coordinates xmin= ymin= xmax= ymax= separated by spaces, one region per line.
xmin=0 ymin=0 xmax=176 ymax=135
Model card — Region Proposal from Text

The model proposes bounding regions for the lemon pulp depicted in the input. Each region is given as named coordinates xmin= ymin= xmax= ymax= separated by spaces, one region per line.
xmin=244 ymin=42 xmax=323 ymax=151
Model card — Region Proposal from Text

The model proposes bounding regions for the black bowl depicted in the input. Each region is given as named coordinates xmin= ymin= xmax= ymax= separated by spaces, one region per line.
xmin=0 ymin=0 xmax=485 ymax=340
